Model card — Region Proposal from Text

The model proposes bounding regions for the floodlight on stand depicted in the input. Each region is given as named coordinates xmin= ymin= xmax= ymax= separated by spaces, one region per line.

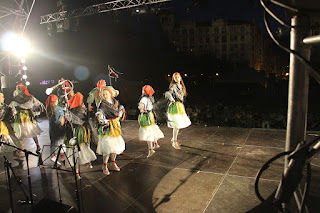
xmin=22 ymin=74 xmax=27 ymax=79
xmin=22 ymin=66 xmax=27 ymax=71
xmin=25 ymin=81 xmax=30 ymax=86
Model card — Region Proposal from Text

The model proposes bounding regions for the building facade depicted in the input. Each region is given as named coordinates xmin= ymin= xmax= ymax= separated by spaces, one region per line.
xmin=160 ymin=13 xmax=270 ymax=72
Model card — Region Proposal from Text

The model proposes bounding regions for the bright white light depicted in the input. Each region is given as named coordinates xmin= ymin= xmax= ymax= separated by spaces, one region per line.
xmin=285 ymin=72 xmax=289 ymax=76
xmin=22 ymin=74 xmax=27 ymax=79
xmin=216 ymin=73 xmax=219 ymax=76
xmin=1 ymin=32 xmax=31 ymax=57
xmin=136 ymin=9 xmax=140 ymax=13
xmin=21 ymin=58 xmax=26 ymax=63
xmin=25 ymin=81 xmax=30 ymax=86
xmin=46 ymin=88 xmax=53 ymax=95
xmin=22 ymin=66 xmax=27 ymax=71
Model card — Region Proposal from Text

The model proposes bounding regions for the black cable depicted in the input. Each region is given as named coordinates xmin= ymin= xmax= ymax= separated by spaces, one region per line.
xmin=270 ymin=0 xmax=298 ymax=13
xmin=260 ymin=0 xmax=293 ymax=28
xmin=271 ymin=0 xmax=320 ymax=13
xmin=300 ymin=163 xmax=311 ymax=213
xmin=264 ymin=12 xmax=320 ymax=84
xmin=255 ymin=151 xmax=291 ymax=203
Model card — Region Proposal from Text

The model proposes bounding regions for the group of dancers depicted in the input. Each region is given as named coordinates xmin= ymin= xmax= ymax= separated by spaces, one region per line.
xmin=0 ymin=72 xmax=191 ymax=179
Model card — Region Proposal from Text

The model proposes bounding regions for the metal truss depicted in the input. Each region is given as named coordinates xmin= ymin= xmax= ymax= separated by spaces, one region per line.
xmin=40 ymin=0 xmax=171 ymax=24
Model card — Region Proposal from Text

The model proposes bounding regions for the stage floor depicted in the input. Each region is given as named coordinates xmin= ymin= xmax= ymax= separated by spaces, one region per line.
xmin=1 ymin=119 xmax=320 ymax=213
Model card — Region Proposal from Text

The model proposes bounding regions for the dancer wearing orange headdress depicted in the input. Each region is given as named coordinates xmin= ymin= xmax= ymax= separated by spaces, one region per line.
xmin=96 ymin=87 xmax=126 ymax=175
xmin=138 ymin=85 xmax=164 ymax=158
xmin=46 ymin=94 xmax=65 ymax=164
xmin=10 ymin=83 xmax=44 ymax=153
xmin=64 ymin=92 xmax=97 ymax=179
xmin=0 ymin=93 xmax=22 ymax=156
xmin=165 ymin=72 xmax=191 ymax=149
xmin=86 ymin=80 xmax=119 ymax=145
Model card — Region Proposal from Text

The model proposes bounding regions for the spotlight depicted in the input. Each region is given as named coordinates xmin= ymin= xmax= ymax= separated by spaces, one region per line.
xmin=21 ymin=58 xmax=26 ymax=63
xmin=25 ymin=81 xmax=30 ymax=86
xmin=22 ymin=66 xmax=27 ymax=71
xmin=216 ymin=73 xmax=219 ymax=76
xmin=22 ymin=74 xmax=27 ymax=79
xmin=1 ymin=32 xmax=31 ymax=57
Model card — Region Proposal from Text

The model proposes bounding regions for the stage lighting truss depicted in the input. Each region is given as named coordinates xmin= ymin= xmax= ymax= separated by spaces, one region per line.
xmin=40 ymin=0 xmax=172 ymax=24
xmin=0 ymin=0 xmax=35 ymax=87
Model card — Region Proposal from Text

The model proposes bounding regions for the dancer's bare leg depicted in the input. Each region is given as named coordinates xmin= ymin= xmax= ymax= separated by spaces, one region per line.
xmin=111 ymin=153 xmax=120 ymax=171
xmin=33 ymin=136 xmax=41 ymax=152
xmin=147 ymin=141 xmax=155 ymax=158
xmin=75 ymin=163 xmax=81 ymax=179
xmin=153 ymin=140 xmax=160 ymax=149
xmin=102 ymin=154 xmax=110 ymax=175
xmin=172 ymin=128 xmax=181 ymax=149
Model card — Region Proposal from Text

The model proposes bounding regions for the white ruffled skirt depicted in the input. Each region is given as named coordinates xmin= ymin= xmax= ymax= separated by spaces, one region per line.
xmin=139 ymin=124 xmax=164 ymax=142
xmin=167 ymin=113 xmax=191 ymax=129
xmin=14 ymin=122 xmax=43 ymax=139
xmin=63 ymin=143 xmax=97 ymax=167
xmin=96 ymin=136 xmax=125 ymax=155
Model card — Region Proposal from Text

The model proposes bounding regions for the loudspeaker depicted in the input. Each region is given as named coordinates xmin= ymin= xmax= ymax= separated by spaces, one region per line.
xmin=32 ymin=199 xmax=78 ymax=213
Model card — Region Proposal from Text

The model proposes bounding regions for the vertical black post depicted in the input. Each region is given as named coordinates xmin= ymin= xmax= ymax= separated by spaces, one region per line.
xmin=4 ymin=156 xmax=14 ymax=213
xmin=25 ymin=152 xmax=34 ymax=209
xmin=73 ymin=146 xmax=81 ymax=213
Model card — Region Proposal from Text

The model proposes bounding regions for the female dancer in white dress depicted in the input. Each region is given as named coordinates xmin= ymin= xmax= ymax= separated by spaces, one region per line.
xmin=165 ymin=72 xmax=191 ymax=149
xmin=10 ymin=83 xmax=43 ymax=153
xmin=138 ymin=85 xmax=164 ymax=158
xmin=96 ymin=87 xmax=126 ymax=175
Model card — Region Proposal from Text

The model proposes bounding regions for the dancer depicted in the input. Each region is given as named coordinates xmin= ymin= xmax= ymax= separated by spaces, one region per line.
xmin=46 ymin=94 xmax=65 ymax=165
xmin=87 ymin=80 xmax=119 ymax=111
xmin=64 ymin=92 xmax=97 ymax=179
xmin=87 ymin=80 xmax=119 ymax=144
xmin=96 ymin=87 xmax=125 ymax=175
xmin=165 ymin=72 xmax=191 ymax=149
xmin=57 ymin=78 xmax=74 ymax=106
xmin=0 ymin=93 xmax=22 ymax=156
xmin=10 ymin=83 xmax=44 ymax=153
xmin=138 ymin=85 xmax=164 ymax=158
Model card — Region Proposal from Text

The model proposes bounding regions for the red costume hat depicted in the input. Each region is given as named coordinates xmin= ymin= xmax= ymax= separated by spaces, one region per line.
xmin=69 ymin=92 xmax=83 ymax=109
xmin=45 ymin=94 xmax=58 ymax=107
xmin=142 ymin=85 xmax=155 ymax=96
xmin=16 ymin=83 xmax=30 ymax=96
xmin=97 ymin=80 xmax=106 ymax=97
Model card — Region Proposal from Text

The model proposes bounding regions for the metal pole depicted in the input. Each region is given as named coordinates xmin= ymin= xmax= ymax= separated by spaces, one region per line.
xmin=285 ymin=15 xmax=311 ymax=165
xmin=284 ymin=14 xmax=311 ymax=211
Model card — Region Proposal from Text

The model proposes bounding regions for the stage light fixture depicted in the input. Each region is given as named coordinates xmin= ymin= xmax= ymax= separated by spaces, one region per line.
xmin=22 ymin=66 xmax=27 ymax=71
xmin=26 ymin=81 xmax=30 ymax=86
xmin=1 ymin=32 xmax=31 ymax=57
xmin=22 ymin=74 xmax=27 ymax=79
xmin=21 ymin=58 xmax=26 ymax=63
xmin=56 ymin=21 xmax=64 ymax=33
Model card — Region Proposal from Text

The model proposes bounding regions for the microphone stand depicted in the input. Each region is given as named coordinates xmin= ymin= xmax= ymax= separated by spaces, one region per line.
xmin=61 ymin=80 xmax=82 ymax=213
xmin=0 ymin=141 xmax=38 ymax=211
